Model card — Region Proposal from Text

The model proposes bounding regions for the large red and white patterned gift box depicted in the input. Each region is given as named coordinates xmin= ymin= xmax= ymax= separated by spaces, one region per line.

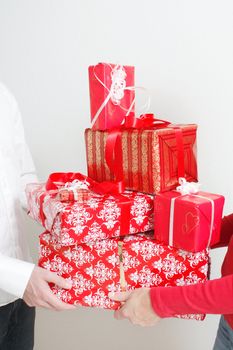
xmin=39 ymin=231 xmax=209 ymax=320
xmin=26 ymin=173 xmax=154 ymax=245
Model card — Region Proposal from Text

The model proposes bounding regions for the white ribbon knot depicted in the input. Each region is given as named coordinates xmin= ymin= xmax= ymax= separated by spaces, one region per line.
xmin=168 ymin=178 xmax=214 ymax=249
xmin=64 ymin=179 xmax=90 ymax=191
xmin=176 ymin=177 xmax=200 ymax=195
xmin=110 ymin=65 xmax=127 ymax=105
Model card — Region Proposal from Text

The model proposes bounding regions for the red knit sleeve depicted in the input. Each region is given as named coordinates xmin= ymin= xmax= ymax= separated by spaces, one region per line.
xmin=150 ymin=274 xmax=233 ymax=318
xmin=211 ymin=213 xmax=233 ymax=248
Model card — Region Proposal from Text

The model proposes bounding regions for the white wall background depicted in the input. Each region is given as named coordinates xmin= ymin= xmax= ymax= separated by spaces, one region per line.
xmin=1 ymin=0 xmax=233 ymax=349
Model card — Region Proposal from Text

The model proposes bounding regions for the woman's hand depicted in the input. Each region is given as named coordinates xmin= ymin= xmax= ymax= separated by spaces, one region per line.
xmin=109 ymin=288 xmax=160 ymax=327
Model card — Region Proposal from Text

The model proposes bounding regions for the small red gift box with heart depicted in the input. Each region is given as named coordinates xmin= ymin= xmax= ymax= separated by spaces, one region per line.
xmin=154 ymin=188 xmax=225 ymax=252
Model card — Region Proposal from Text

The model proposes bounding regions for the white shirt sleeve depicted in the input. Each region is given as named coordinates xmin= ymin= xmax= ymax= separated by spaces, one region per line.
xmin=0 ymin=87 xmax=38 ymax=298
xmin=0 ymin=254 xmax=35 ymax=298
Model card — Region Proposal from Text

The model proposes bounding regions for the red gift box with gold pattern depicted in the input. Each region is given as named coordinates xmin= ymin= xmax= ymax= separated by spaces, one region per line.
xmin=39 ymin=231 xmax=209 ymax=320
xmin=154 ymin=190 xmax=225 ymax=252
xmin=85 ymin=123 xmax=198 ymax=195
xmin=26 ymin=173 xmax=154 ymax=245
xmin=89 ymin=63 xmax=135 ymax=130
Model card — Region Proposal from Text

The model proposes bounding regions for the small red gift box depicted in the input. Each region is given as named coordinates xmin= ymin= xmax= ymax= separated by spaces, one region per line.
xmin=85 ymin=121 xmax=198 ymax=194
xmin=154 ymin=187 xmax=225 ymax=252
xmin=89 ymin=63 xmax=135 ymax=130
xmin=26 ymin=173 xmax=154 ymax=245
xmin=39 ymin=231 xmax=209 ymax=320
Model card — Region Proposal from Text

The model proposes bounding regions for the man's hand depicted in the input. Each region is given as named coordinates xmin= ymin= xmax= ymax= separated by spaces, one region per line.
xmin=109 ymin=288 xmax=160 ymax=327
xmin=23 ymin=266 xmax=76 ymax=311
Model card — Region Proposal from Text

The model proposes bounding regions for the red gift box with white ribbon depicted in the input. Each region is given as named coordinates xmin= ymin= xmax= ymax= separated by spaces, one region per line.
xmin=89 ymin=63 xmax=135 ymax=130
xmin=154 ymin=178 xmax=225 ymax=252
xmin=39 ymin=231 xmax=209 ymax=320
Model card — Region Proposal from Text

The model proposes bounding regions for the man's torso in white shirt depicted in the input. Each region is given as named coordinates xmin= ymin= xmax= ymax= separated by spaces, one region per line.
xmin=0 ymin=83 xmax=37 ymax=306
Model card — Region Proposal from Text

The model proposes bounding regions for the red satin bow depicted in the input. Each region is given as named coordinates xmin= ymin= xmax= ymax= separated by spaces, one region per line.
xmin=122 ymin=113 xmax=170 ymax=129
xmin=42 ymin=172 xmax=131 ymax=236
xmin=46 ymin=172 xmax=126 ymax=195
xmin=45 ymin=172 xmax=93 ymax=191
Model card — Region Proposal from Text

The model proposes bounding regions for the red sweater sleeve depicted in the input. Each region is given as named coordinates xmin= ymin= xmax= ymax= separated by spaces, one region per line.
xmin=150 ymin=274 xmax=233 ymax=318
xmin=150 ymin=213 xmax=233 ymax=318
xmin=211 ymin=213 xmax=233 ymax=248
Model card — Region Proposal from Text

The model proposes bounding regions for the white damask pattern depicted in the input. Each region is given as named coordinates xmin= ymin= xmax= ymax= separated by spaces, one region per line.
xmin=161 ymin=254 xmax=187 ymax=279
xmin=130 ymin=195 xmax=153 ymax=225
xmin=65 ymin=204 xmax=93 ymax=235
xmin=82 ymin=222 xmax=107 ymax=243
xmin=63 ymin=246 xmax=94 ymax=266
xmin=72 ymin=273 xmax=95 ymax=294
xmin=130 ymin=266 xmax=163 ymax=287
xmin=40 ymin=246 xmax=52 ymax=258
xmin=130 ymin=240 xmax=165 ymax=260
xmin=52 ymin=287 xmax=72 ymax=303
xmin=42 ymin=256 xmax=73 ymax=275
xmin=83 ymin=290 xmax=116 ymax=309
xmin=97 ymin=199 xmax=121 ymax=229
xmin=106 ymin=253 xmax=118 ymax=267
xmin=85 ymin=261 xmax=117 ymax=284
xmin=122 ymin=251 xmax=140 ymax=270
xmin=92 ymin=239 xmax=118 ymax=256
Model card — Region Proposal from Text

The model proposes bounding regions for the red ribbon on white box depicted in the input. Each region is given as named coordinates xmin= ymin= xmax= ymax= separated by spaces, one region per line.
xmin=169 ymin=178 xmax=215 ymax=248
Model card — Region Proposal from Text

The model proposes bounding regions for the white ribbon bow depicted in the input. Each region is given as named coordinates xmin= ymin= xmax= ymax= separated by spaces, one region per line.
xmin=110 ymin=65 xmax=127 ymax=105
xmin=64 ymin=179 xmax=90 ymax=191
xmin=168 ymin=177 xmax=214 ymax=248
xmin=176 ymin=177 xmax=200 ymax=195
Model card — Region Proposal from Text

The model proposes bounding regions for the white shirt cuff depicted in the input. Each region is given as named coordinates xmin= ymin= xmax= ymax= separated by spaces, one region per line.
xmin=0 ymin=254 xmax=35 ymax=298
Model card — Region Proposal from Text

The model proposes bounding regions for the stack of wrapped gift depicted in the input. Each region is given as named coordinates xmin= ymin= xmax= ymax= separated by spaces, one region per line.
xmin=26 ymin=63 xmax=225 ymax=320
xmin=26 ymin=174 xmax=209 ymax=320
